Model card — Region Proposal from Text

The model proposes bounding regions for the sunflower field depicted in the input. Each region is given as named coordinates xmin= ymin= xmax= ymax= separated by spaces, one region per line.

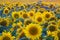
xmin=0 ymin=1 xmax=60 ymax=40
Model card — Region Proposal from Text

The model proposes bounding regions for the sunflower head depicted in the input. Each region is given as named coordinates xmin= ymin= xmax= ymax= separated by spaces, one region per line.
xmin=54 ymin=30 xmax=60 ymax=40
xmin=11 ymin=22 xmax=22 ymax=30
xmin=0 ymin=18 xmax=10 ymax=27
xmin=0 ymin=20 xmax=7 ymax=26
xmin=55 ymin=8 xmax=60 ymax=14
xmin=57 ymin=31 xmax=60 ymax=40
xmin=57 ymin=20 xmax=60 ymax=30
xmin=39 ymin=8 xmax=46 ymax=13
xmin=24 ymin=24 xmax=42 ymax=39
xmin=0 ymin=17 xmax=3 ymax=22
xmin=12 ymin=11 xmax=20 ymax=19
xmin=0 ymin=32 xmax=15 ymax=40
xmin=48 ymin=24 xmax=57 ymax=32
xmin=47 ymin=24 xmax=58 ymax=36
xmin=48 ymin=25 xmax=56 ymax=32
xmin=35 ymin=12 xmax=44 ymax=24
xmin=5 ymin=1 xmax=10 ymax=5
xmin=16 ymin=28 xmax=22 ymax=34
xmin=17 ymin=21 xmax=22 ymax=26
xmin=48 ymin=21 xmax=57 ymax=25
xmin=22 ymin=13 xmax=28 ymax=19
xmin=28 ymin=11 xmax=35 ymax=18
xmin=3 ymin=7 xmax=9 ymax=15
xmin=8 ymin=4 xmax=14 ymax=10
xmin=49 ymin=4 xmax=55 ymax=8
xmin=16 ymin=31 xmax=25 ymax=40
xmin=50 ymin=16 xmax=57 ymax=21
xmin=7 ymin=6 xmax=11 ymax=10
xmin=30 ymin=8 xmax=36 ymax=12
xmin=24 ymin=19 xmax=32 ymax=26
xmin=18 ymin=11 xmax=23 ymax=17
xmin=43 ymin=11 xmax=53 ymax=20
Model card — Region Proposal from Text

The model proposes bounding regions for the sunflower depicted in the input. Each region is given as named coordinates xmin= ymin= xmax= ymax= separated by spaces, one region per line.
xmin=57 ymin=20 xmax=60 ymax=29
xmin=17 ymin=21 xmax=22 ymax=26
xmin=20 ymin=3 xmax=25 ymax=9
xmin=0 ymin=4 xmax=3 ymax=10
xmin=54 ymin=30 xmax=60 ymax=40
xmin=50 ymin=16 xmax=57 ymax=21
xmin=12 ymin=11 xmax=20 ymax=19
xmin=47 ymin=24 xmax=58 ymax=36
xmin=18 ymin=11 xmax=24 ymax=17
xmin=16 ymin=26 xmax=24 ymax=35
xmin=16 ymin=21 xmax=24 ymax=34
xmin=43 ymin=11 xmax=53 ymax=20
xmin=7 ymin=3 xmax=14 ymax=10
xmin=0 ymin=17 xmax=2 ymax=22
xmin=15 ymin=2 xmax=19 ymax=7
xmin=8 ymin=3 xmax=14 ymax=10
xmin=30 ymin=8 xmax=36 ymax=12
xmin=16 ymin=31 xmax=24 ymax=40
xmin=49 ymin=4 xmax=55 ymax=9
xmin=55 ymin=8 xmax=60 ymax=14
xmin=7 ymin=6 xmax=11 ymax=10
xmin=35 ymin=12 xmax=45 ymax=24
xmin=24 ymin=24 xmax=42 ymax=40
xmin=10 ymin=22 xmax=22 ymax=32
xmin=3 ymin=7 xmax=9 ymax=15
xmin=42 ymin=1 xmax=50 ymax=5
xmin=35 ymin=4 xmax=40 ymax=10
xmin=15 ymin=2 xmax=25 ymax=8
xmin=22 ymin=12 xmax=28 ymax=19
xmin=24 ymin=19 xmax=32 ymax=26
xmin=39 ymin=8 xmax=46 ymax=13
xmin=16 ymin=28 xmax=22 ymax=34
xmin=0 ymin=32 xmax=15 ymax=40
xmin=0 ymin=18 xmax=10 ymax=27
xmin=48 ymin=21 xmax=57 ymax=25
xmin=17 ymin=2 xmax=23 ymax=7
xmin=5 ymin=1 xmax=10 ymax=5
xmin=28 ymin=11 xmax=35 ymax=20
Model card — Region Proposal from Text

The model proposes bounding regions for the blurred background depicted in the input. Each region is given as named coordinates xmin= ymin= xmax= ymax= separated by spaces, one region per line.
xmin=0 ymin=0 xmax=60 ymax=4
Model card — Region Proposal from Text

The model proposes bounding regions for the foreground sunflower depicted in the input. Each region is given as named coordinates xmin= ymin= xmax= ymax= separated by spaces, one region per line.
xmin=47 ymin=24 xmax=58 ymax=36
xmin=24 ymin=24 xmax=42 ymax=40
xmin=12 ymin=11 xmax=20 ymax=19
xmin=0 ymin=32 xmax=15 ymax=40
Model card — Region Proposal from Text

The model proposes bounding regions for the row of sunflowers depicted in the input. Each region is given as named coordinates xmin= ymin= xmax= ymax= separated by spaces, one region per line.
xmin=0 ymin=1 xmax=60 ymax=40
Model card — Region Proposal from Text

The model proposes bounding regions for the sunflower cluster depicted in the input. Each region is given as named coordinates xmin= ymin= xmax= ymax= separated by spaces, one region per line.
xmin=0 ymin=1 xmax=60 ymax=40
